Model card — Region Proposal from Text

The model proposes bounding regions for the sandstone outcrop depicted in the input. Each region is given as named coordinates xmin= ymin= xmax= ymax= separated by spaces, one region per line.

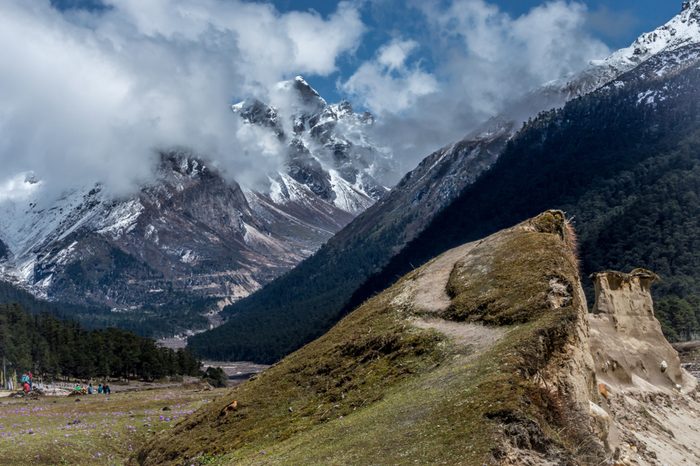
xmin=588 ymin=269 xmax=700 ymax=465
xmin=589 ymin=269 xmax=688 ymax=390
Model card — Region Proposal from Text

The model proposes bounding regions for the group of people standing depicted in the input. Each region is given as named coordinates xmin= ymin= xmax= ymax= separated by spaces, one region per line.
xmin=74 ymin=382 xmax=112 ymax=395
xmin=17 ymin=372 xmax=114 ymax=396
xmin=92 ymin=382 xmax=111 ymax=395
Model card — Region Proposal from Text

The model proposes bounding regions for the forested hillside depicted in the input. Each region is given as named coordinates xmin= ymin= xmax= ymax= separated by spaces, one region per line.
xmin=355 ymin=53 xmax=700 ymax=343
xmin=190 ymin=44 xmax=700 ymax=363
xmin=0 ymin=303 xmax=201 ymax=380
xmin=0 ymin=281 xmax=208 ymax=338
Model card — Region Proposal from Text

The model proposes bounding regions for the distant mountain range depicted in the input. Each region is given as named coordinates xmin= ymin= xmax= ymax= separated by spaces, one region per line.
xmin=190 ymin=1 xmax=700 ymax=362
xmin=0 ymin=76 xmax=392 ymax=336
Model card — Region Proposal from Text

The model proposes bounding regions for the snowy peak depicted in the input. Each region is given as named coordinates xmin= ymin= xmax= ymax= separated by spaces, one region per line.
xmin=603 ymin=1 xmax=700 ymax=69
xmin=232 ymin=98 xmax=280 ymax=133
xmin=272 ymin=75 xmax=327 ymax=115
xmin=233 ymin=77 xmax=392 ymax=215
xmin=683 ymin=0 xmax=700 ymax=13
xmin=0 ymin=80 xmax=388 ymax=314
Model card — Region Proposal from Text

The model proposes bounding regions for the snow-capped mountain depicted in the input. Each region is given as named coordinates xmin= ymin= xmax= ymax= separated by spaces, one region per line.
xmin=234 ymin=76 xmax=392 ymax=214
xmin=0 ymin=78 xmax=391 ymax=325
xmin=421 ymin=0 xmax=700 ymax=214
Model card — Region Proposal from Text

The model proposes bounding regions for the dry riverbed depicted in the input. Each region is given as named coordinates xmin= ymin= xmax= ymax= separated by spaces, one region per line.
xmin=0 ymin=384 xmax=229 ymax=465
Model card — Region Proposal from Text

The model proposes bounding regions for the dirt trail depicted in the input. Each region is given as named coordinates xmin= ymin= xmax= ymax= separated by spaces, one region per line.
xmin=412 ymin=317 xmax=505 ymax=348
xmin=405 ymin=241 xmax=479 ymax=314
xmin=391 ymin=241 xmax=507 ymax=351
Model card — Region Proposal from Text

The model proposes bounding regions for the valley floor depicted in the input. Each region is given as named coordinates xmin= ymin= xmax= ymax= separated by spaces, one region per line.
xmin=0 ymin=384 xmax=229 ymax=465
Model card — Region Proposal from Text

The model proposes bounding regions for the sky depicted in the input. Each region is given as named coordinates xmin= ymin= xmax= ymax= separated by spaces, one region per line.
xmin=0 ymin=0 xmax=686 ymax=200
xmin=272 ymin=0 xmax=680 ymax=102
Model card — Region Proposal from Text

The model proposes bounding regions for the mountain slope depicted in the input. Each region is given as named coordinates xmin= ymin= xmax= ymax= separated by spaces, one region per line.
xmin=355 ymin=42 xmax=700 ymax=341
xmin=139 ymin=213 xmax=700 ymax=465
xmin=137 ymin=212 xmax=608 ymax=465
xmin=0 ymin=78 xmax=389 ymax=335
xmin=191 ymin=4 xmax=700 ymax=362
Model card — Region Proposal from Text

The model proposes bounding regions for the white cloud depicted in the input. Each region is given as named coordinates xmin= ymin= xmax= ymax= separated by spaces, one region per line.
xmin=0 ymin=174 xmax=41 ymax=203
xmin=341 ymin=39 xmax=438 ymax=115
xmin=0 ymin=0 xmax=616 ymax=199
xmin=377 ymin=39 xmax=418 ymax=70
xmin=346 ymin=0 xmax=610 ymax=176
xmin=0 ymin=0 xmax=364 ymax=200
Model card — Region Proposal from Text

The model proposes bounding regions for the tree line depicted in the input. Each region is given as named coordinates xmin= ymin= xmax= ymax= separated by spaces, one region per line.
xmin=0 ymin=303 xmax=201 ymax=381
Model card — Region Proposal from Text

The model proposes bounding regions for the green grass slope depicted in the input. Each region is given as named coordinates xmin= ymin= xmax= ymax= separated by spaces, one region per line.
xmin=136 ymin=212 xmax=604 ymax=465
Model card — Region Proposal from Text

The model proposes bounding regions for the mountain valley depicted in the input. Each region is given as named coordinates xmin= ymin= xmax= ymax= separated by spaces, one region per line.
xmin=3 ymin=2 xmax=700 ymax=465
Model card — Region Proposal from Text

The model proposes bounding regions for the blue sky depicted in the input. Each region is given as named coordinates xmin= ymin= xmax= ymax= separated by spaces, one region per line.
xmin=51 ymin=0 xmax=681 ymax=102
xmin=279 ymin=0 xmax=680 ymax=101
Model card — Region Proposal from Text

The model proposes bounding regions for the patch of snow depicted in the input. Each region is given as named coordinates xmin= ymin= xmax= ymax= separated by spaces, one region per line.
xmin=268 ymin=177 xmax=286 ymax=204
xmin=637 ymin=89 xmax=657 ymax=105
xmin=180 ymin=250 xmax=197 ymax=264
xmin=96 ymin=200 xmax=144 ymax=239
xmin=328 ymin=169 xmax=374 ymax=214
xmin=145 ymin=224 xmax=159 ymax=244
xmin=34 ymin=273 xmax=53 ymax=292
xmin=51 ymin=241 xmax=79 ymax=266
xmin=603 ymin=2 xmax=700 ymax=71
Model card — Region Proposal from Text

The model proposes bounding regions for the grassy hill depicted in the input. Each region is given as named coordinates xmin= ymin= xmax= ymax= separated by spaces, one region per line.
xmin=136 ymin=212 xmax=605 ymax=465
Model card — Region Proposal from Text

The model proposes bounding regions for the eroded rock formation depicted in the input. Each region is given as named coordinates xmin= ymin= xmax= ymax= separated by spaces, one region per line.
xmin=589 ymin=269 xmax=687 ymax=389
xmin=588 ymin=269 xmax=700 ymax=465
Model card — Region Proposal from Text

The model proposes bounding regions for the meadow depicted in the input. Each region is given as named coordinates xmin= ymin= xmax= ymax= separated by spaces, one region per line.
xmin=0 ymin=385 xmax=228 ymax=465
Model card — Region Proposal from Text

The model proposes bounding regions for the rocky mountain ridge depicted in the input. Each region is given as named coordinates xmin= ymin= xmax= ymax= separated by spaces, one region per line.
xmin=0 ymin=78 xmax=390 ymax=334
xmin=233 ymin=76 xmax=391 ymax=214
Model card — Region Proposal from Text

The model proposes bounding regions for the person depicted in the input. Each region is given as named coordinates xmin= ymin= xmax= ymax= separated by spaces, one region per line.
xmin=28 ymin=371 xmax=33 ymax=391
xmin=104 ymin=384 xmax=111 ymax=395
xmin=97 ymin=383 xmax=103 ymax=394
xmin=20 ymin=373 xmax=30 ymax=392
xmin=87 ymin=383 xmax=93 ymax=395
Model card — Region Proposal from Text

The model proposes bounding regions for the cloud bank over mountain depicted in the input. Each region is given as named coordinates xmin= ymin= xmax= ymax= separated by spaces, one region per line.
xmin=343 ymin=0 xmax=610 ymax=175
xmin=0 ymin=0 xmax=611 ymax=199
xmin=0 ymin=0 xmax=364 ymax=199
